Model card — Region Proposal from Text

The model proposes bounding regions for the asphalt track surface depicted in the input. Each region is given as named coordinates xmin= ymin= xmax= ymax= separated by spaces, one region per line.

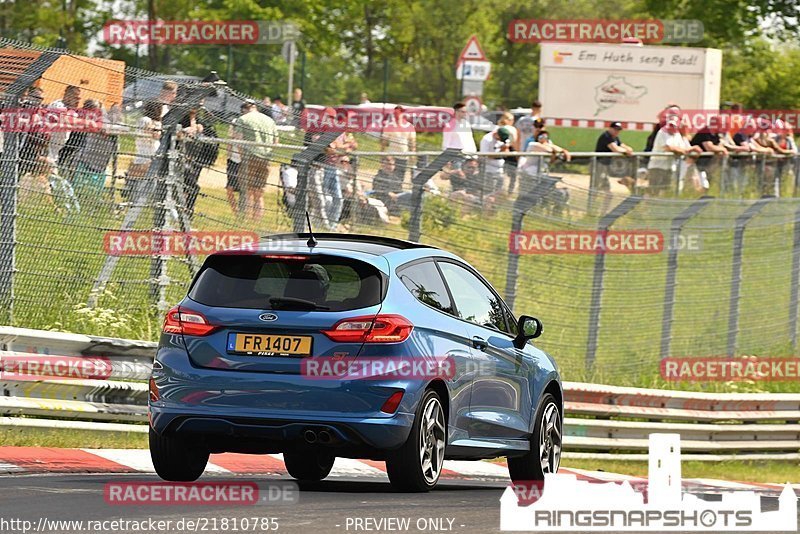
xmin=0 ymin=472 xmax=789 ymax=534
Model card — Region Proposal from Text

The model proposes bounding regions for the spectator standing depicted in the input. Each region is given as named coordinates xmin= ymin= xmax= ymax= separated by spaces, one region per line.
xmin=261 ymin=96 xmax=273 ymax=119
xmin=645 ymin=104 xmax=681 ymax=153
xmin=647 ymin=116 xmax=700 ymax=195
xmin=225 ymin=102 xmax=249 ymax=215
xmin=518 ymin=129 xmax=571 ymax=194
xmin=479 ymin=127 xmax=507 ymax=194
xmin=528 ymin=130 xmax=571 ymax=163
xmin=337 ymin=128 xmax=359 ymax=218
xmin=47 ymin=85 xmax=81 ymax=174
xmin=72 ymin=101 xmax=128 ymax=205
xmin=291 ymin=87 xmax=305 ymax=126
xmin=18 ymin=86 xmax=52 ymax=202
xmin=515 ymin=99 xmax=542 ymax=143
xmin=321 ymin=128 xmax=350 ymax=230
xmin=271 ymin=96 xmax=287 ymax=125
xmin=593 ymin=122 xmax=634 ymax=191
xmin=380 ymin=106 xmax=416 ymax=182
xmin=497 ymin=112 xmax=521 ymax=193
xmin=720 ymin=125 xmax=750 ymax=193
xmin=752 ymin=123 xmax=779 ymax=194
xmin=360 ymin=93 xmax=371 ymax=104
xmin=442 ymin=103 xmax=476 ymax=152
xmin=303 ymin=108 xmax=336 ymax=228
xmin=677 ymin=122 xmax=704 ymax=192
xmin=235 ymin=99 xmax=278 ymax=223
xmin=522 ymin=118 xmax=546 ymax=151
xmin=158 ymin=81 xmax=178 ymax=119
xmin=735 ymin=127 xmax=775 ymax=192
xmin=771 ymin=119 xmax=798 ymax=185
xmin=177 ymin=99 xmax=218 ymax=217
xmin=690 ymin=116 xmax=729 ymax=190
xmin=125 ymin=100 xmax=162 ymax=201
xmin=518 ymin=131 xmax=549 ymax=186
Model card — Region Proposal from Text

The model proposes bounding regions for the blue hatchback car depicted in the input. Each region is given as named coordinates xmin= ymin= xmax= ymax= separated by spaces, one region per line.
xmin=149 ymin=233 xmax=563 ymax=491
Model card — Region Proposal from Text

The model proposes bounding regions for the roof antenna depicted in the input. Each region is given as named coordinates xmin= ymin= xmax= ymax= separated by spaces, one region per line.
xmin=305 ymin=211 xmax=317 ymax=248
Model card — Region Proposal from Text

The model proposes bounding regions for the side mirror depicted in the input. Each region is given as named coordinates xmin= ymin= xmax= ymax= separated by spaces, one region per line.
xmin=513 ymin=315 xmax=543 ymax=349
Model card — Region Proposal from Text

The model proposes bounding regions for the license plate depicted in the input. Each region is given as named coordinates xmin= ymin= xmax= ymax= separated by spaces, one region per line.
xmin=227 ymin=333 xmax=312 ymax=357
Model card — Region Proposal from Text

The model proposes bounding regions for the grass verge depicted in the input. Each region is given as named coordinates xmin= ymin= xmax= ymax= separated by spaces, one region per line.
xmin=1 ymin=427 xmax=147 ymax=449
xmin=561 ymin=459 xmax=800 ymax=484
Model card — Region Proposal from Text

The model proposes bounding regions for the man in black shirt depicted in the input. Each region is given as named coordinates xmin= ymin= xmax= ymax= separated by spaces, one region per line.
xmin=291 ymin=87 xmax=305 ymax=126
xmin=689 ymin=115 xmax=728 ymax=189
xmin=593 ymin=122 xmax=634 ymax=191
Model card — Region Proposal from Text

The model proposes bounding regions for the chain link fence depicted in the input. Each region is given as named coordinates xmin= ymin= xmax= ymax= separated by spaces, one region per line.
xmin=1 ymin=39 xmax=799 ymax=388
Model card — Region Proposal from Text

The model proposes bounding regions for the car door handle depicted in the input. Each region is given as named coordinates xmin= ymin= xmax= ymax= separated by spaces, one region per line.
xmin=471 ymin=336 xmax=487 ymax=351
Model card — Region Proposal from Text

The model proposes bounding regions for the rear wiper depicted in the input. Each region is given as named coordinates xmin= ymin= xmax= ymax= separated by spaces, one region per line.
xmin=268 ymin=297 xmax=330 ymax=311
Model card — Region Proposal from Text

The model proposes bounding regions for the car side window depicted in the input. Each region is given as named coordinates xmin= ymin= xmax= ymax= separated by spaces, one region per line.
xmin=437 ymin=261 xmax=508 ymax=333
xmin=397 ymin=261 xmax=456 ymax=315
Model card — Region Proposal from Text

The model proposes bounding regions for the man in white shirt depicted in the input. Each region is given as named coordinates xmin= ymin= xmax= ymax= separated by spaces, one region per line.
xmin=158 ymin=81 xmax=178 ymax=119
xmin=442 ymin=103 xmax=476 ymax=152
xmin=271 ymin=96 xmax=287 ymax=125
xmin=648 ymin=117 xmax=700 ymax=195
xmin=515 ymin=98 xmax=542 ymax=143
xmin=479 ymin=129 xmax=506 ymax=193
xmin=381 ymin=106 xmax=416 ymax=182
xmin=47 ymin=85 xmax=81 ymax=165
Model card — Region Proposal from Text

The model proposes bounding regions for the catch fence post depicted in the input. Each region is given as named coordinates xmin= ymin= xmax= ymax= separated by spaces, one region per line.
xmin=659 ymin=196 xmax=712 ymax=360
xmin=585 ymin=195 xmax=643 ymax=373
xmin=726 ymin=196 xmax=774 ymax=356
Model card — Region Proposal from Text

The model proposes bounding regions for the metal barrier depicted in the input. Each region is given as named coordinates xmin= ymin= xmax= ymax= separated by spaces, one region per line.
xmin=1 ymin=327 xmax=798 ymax=459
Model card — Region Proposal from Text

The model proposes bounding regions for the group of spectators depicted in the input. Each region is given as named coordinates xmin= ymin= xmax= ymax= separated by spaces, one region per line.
xmin=435 ymin=99 xmax=572 ymax=209
xmin=596 ymin=103 xmax=799 ymax=196
xmin=12 ymin=78 xmax=288 ymax=225
xmin=257 ymin=87 xmax=305 ymax=126
xmin=15 ymin=84 xmax=127 ymax=214
xmin=23 ymin=77 xmax=798 ymax=231
xmin=26 ymin=81 xmax=798 ymax=230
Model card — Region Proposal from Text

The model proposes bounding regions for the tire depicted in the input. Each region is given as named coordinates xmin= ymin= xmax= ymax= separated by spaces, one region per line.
xmin=386 ymin=389 xmax=447 ymax=492
xmin=283 ymin=451 xmax=335 ymax=481
xmin=508 ymin=393 xmax=562 ymax=482
xmin=149 ymin=427 xmax=209 ymax=482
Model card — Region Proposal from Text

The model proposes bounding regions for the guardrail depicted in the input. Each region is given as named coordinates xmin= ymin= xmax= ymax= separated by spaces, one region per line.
xmin=1 ymin=327 xmax=798 ymax=460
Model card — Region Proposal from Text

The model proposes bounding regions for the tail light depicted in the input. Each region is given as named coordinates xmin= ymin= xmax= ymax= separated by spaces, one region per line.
xmin=380 ymin=391 xmax=404 ymax=414
xmin=322 ymin=314 xmax=413 ymax=343
xmin=148 ymin=377 xmax=160 ymax=402
xmin=162 ymin=306 xmax=218 ymax=336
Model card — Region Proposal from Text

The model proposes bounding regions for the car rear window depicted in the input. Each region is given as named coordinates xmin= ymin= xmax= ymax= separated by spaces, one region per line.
xmin=188 ymin=254 xmax=385 ymax=311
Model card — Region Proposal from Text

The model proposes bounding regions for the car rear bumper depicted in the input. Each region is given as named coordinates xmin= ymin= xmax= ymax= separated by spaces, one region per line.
xmin=150 ymin=345 xmax=422 ymax=453
xmin=150 ymin=406 xmax=415 ymax=453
